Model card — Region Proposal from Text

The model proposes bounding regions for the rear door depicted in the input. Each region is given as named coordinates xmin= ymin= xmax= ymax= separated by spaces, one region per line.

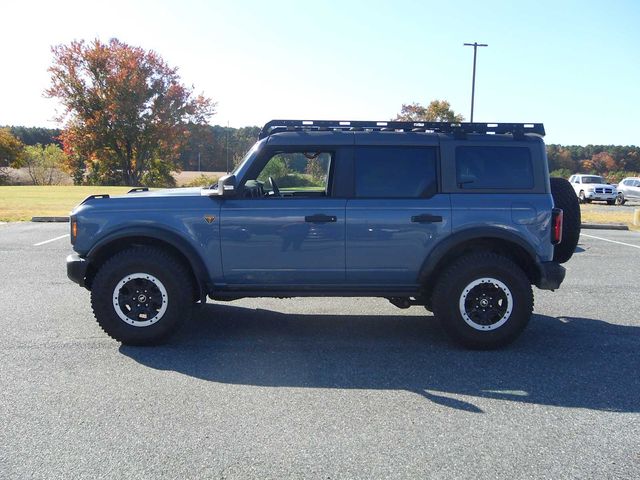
xmin=346 ymin=137 xmax=451 ymax=287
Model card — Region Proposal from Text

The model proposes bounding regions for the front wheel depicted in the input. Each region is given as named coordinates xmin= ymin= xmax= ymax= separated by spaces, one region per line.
xmin=616 ymin=193 xmax=626 ymax=205
xmin=432 ymin=253 xmax=533 ymax=349
xmin=90 ymin=247 xmax=194 ymax=345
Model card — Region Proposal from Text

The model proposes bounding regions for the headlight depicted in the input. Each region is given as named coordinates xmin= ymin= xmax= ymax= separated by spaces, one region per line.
xmin=587 ymin=188 xmax=595 ymax=192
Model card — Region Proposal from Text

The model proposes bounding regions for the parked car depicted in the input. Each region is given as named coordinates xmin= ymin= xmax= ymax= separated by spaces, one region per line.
xmin=66 ymin=120 xmax=580 ymax=349
xmin=568 ymin=174 xmax=617 ymax=204
xmin=615 ymin=177 xmax=640 ymax=205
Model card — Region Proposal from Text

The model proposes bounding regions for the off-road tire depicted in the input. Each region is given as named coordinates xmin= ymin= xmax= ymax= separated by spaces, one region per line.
xmin=432 ymin=253 xmax=533 ymax=350
xmin=550 ymin=177 xmax=581 ymax=263
xmin=90 ymin=247 xmax=194 ymax=345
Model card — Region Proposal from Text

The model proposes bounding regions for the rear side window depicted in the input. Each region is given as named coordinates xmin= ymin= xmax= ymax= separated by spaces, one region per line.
xmin=355 ymin=147 xmax=437 ymax=198
xmin=456 ymin=146 xmax=533 ymax=189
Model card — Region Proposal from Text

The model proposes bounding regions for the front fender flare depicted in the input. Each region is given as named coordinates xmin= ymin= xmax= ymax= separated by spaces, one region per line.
xmin=86 ymin=226 xmax=211 ymax=298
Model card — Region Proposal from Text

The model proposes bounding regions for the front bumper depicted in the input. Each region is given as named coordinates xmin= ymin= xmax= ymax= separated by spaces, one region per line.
xmin=66 ymin=253 xmax=88 ymax=287
xmin=535 ymin=261 xmax=566 ymax=290
xmin=584 ymin=191 xmax=616 ymax=201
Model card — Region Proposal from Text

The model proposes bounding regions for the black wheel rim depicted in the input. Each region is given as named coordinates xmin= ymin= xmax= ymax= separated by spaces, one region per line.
xmin=112 ymin=273 xmax=168 ymax=327
xmin=459 ymin=278 xmax=513 ymax=331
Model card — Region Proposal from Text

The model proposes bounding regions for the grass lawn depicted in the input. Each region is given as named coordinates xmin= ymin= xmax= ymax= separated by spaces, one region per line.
xmin=0 ymin=186 xmax=133 ymax=222
xmin=580 ymin=204 xmax=639 ymax=230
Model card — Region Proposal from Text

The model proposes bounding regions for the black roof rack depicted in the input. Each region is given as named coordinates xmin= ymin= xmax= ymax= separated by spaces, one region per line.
xmin=79 ymin=194 xmax=110 ymax=205
xmin=259 ymin=120 xmax=545 ymax=139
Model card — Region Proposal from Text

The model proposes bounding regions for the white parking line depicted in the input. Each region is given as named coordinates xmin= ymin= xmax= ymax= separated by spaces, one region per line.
xmin=581 ymin=233 xmax=640 ymax=250
xmin=33 ymin=234 xmax=70 ymax=246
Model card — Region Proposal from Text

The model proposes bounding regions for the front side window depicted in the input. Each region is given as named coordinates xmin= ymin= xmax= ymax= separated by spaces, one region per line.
xmin=456 ymin=146 xmax=533 ymax=189
xmin=355 ymin=147 xmax=437 ymax=198
xmin=243 ymin=151 xmax=332 ymax=198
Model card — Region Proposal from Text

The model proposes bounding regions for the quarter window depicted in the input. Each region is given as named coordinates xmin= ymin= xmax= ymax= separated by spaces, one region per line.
xmin=354 ymin=147 xmax=437 ymax=198
xmin=456 ymin=146 xmax=533 ymax=189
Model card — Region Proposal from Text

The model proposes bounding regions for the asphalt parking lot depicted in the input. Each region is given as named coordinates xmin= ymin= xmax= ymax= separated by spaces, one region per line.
xmin=1 ymin=222 xmax=639 ymax=479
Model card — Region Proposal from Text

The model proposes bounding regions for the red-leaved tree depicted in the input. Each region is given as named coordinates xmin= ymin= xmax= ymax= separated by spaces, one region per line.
xmin=46 ymin=38 xmax=215 ymax=186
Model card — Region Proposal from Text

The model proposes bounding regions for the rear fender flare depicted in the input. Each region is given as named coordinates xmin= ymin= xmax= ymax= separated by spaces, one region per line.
xmin=418 ymin=227 xmax=539 ymax=285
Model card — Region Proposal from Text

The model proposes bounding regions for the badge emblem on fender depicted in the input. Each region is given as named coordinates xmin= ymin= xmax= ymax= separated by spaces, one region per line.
xmin=204 ymin=215 xmax=216 ymax=224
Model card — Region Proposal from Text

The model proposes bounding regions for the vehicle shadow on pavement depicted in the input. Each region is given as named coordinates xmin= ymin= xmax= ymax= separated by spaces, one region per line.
xmin=120 ymin=304 xmax=640 ymax=414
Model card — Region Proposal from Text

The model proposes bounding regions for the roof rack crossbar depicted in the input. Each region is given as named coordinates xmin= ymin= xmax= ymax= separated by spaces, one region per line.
xmin=258 ymin=120 xmax=545 ymax=139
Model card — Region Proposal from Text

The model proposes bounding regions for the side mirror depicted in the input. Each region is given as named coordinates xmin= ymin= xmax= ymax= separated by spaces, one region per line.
xmin=217 ymin=174 xmax=237 ymax=197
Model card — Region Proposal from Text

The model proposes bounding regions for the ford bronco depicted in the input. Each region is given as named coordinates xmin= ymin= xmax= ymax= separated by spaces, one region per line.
xmin=66 ymin=120 xmax=580 ymax=349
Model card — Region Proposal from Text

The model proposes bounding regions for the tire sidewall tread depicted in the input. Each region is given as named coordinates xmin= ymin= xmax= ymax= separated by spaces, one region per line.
xmin=90 ymin=247 xmax=193 ymax=345
xmin=432 ymin=253 xmax=533 ymax=350
xmin=550 ymin=177 xmax=581 ymax=263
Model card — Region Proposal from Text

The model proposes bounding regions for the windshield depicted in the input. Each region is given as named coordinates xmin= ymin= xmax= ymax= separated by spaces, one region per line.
xmin=582 ymin=176 xmax=606 ymax=184
xmin=231 ymin=141 xmax=262 ymax=177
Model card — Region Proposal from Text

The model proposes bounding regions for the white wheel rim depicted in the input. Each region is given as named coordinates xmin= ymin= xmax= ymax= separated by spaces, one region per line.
xmin=458 ymin=277 xmax=513 ymax=331
xmin=112 ymin=273 xmax=168 ymax=327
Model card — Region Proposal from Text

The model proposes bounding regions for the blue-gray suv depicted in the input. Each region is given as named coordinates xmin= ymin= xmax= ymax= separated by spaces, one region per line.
xmin=66 ymin=120 xmax=580 ymax=349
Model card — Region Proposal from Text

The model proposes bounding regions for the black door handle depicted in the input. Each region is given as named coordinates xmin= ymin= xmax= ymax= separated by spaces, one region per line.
xmin=305 ymin=214 xmax=337 ymax=223
xmin=411 ymin=214 xmax=443 ymax=223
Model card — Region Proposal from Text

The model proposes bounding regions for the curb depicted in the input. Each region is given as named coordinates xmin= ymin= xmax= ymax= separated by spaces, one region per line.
xmin=581 ymin=223 xmax=629 ymax=231
xmin=31 ymin=216 xmax=70 ymax=223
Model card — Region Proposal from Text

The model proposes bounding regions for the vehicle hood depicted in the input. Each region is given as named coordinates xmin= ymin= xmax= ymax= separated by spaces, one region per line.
xmin=112 ymin=187 xmax=206 ymax=198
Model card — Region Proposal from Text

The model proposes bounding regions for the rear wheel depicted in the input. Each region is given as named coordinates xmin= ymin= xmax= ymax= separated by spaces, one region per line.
xmin=550 ymin=177 xmax=581 ymax=263
xmin=91 ymin=247 xmax=194 ymax=345
xmin=432 ymin=253 xmax=533 ymax=349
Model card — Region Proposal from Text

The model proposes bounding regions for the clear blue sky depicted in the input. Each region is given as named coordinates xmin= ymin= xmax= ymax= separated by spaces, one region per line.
xmin=2 ymin=0 xmax=639 ymax=145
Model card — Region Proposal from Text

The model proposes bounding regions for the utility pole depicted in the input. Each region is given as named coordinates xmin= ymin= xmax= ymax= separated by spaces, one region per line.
xmin=463 ymin=42 xmax=488 ymax=122
xmin=226 ymin=121 xmax=230 ymax=173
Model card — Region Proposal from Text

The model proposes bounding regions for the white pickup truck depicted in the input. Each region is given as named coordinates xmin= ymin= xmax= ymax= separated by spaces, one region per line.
xmin=568 ymin=174 xmax=617 ymax=204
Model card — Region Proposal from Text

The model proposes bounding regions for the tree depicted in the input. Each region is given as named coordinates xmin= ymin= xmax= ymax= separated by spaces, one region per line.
xmin=19 ymin=144 xmax=68 ymax=185
xmin=0 ymin=128 xmax=24 ymax=184
xmin=9 ymin=126 xmax=62 ymax=146
xmin=46 ymin=38 xmax=215 ymax=186
xmin=582 ymin=151 xmax=616 ymax=175
xmin=395 ymin=100 xmax=464 ymax=122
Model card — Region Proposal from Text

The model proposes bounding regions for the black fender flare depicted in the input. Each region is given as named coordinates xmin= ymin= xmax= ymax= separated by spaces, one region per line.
xmin=86 ymin=226 xmax=211 ymax=298
xmin=418 ymin=227 xmax=540 ymax=285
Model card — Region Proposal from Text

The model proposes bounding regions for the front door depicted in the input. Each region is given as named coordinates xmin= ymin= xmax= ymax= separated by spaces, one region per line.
xmin=220 ymin=150 xmax=346 ymax=286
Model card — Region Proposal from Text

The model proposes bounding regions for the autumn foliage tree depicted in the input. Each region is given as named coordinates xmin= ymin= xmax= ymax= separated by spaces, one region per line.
xmin=46 ymin=38 xmax=215 ymax=186
xmin=395 ymin=100 xmax=464 ymax=122
xmin=0 ymin=128 xmax=24 ymax=184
